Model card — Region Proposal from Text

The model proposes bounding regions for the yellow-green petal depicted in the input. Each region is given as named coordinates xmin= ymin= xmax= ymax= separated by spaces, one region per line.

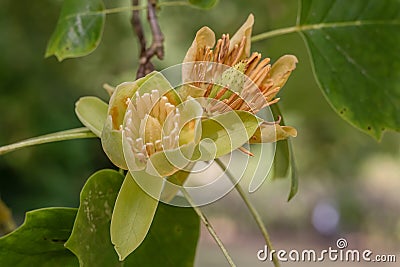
xmin=101 ymin=116 xmax=127 ymax=169
xmin=194 ymin=110 xmax=261 ymax=161
xmin=229 ymin=14 xmax=254 ymax=58
xmin=183 ymin=26 xmax=216 ymax=82
xmin=75 ymin=96 xmax=108 ymax=137
xmin=267 ymin=55 xmax=298 ymax=99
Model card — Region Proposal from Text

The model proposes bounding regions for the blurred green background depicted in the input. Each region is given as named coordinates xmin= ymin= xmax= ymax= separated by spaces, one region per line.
xmin=0 ymin=0 xmax=399 ymax=266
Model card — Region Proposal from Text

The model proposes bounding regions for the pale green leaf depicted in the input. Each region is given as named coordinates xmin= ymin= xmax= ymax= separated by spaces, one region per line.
xmin=111 ymin=172 xmax=162 ymax=260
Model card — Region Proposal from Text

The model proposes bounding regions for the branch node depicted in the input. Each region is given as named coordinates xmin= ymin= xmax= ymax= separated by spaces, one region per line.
xmin=131 ymin=0 xmax=165 ymax=78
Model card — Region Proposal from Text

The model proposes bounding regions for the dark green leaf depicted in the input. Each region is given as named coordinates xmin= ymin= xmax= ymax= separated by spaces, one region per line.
xmin=188 ymin=0 xmax=218 ymax=9
xmin=45 ymin=0 xmax=105 ymax=61
xmin=270 ymin=104 xmax=298 ymax=201
xmin=273 ymin=139 xmax=290 ymax=178
xmin=270 ymin=105 xmax=290 ymax=178
xmin=299 ymin=0 xmax=400 ymax=139
xmin=0 ymin=208 xmax=78 ymax=267
xmin=66 ymin=169 xmax=200 ymax=266
xmin=65 ymin=169 xmax=124 ymax=267
xmin=287 ymin=141 xmax=298 ymax=201
xmin=125 ymin=201 xmax=200 ymax=267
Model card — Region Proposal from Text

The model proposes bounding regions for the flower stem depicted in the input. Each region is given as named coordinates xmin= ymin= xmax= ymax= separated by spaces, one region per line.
xmin=180 ymin=187 xmax=237 ymax=267
xmin=0 ymin=127 xmax=97 ymax=156
xmin=214 ymin=158 xmax=280 ymax=267
xmin=250 ymin=20 xmax=400 ymax=43
xmin=251 ymin=26 xmax=298 ymax=42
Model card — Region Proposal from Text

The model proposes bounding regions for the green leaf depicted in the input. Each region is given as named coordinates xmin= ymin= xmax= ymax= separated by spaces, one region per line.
xmin=75 ymin=96 xmax=108 ymax=137
xmin=273 ymin=139 xmax=290 ymax=178
xmin=111 ymin=172 xmax=162 ymax=260
xmin=65 ymin=169 xmax=124 ymax=267
xmin=245 ymin=105 xmax=298 ymax=199
xmin=45 ymin=0 xmax=105 ymax=61
xmin=245 ymin=143 xmax=273 ymax=193
xmin=195 ymin=111 xmax=260 ymax=161
xmin=286 ymin=141 xmax=298 ymax=201
xmin=270 ymin=139 xmax=298 ymax=201
xmin=299 ymin=0 xmax=400 ymax=139
xmin=65 ymin=169 xmax=199 ymax=266
xmin=269 ymin=105 xmax=291 ymax=178
xmin=125 ymin=201 xmax=200 ymax=266
xmin=0 ymin=208 xmax=78 ymax=267
xmin=188 ymin=0 xmax=218 ymax=9
xmin=270 ymin=104 xmax=298 ymax=201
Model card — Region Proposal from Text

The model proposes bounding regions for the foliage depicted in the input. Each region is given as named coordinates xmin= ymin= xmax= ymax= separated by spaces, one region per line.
xmin=298 ymin=0 xmax=400 ymax=139
xmin=45 ymin=0 xmax=105 ymax=61
xmin=0 ymin=208 xmax=79 ymax=267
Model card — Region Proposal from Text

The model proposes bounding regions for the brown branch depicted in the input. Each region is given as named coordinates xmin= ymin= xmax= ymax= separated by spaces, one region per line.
xmin=147 ymin=0 xmax=164 ymax=60
xmin=131 ymin=0 xmax=164 ymax=78
xmin=131 ymin=0 xmax=146 ymax=55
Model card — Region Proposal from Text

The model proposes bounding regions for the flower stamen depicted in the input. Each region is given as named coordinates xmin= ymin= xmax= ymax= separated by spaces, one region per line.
xmin=124 ymin=90 xmax=181 ymax=162
xmin=245 ymin=52 xmax=261 ymax=75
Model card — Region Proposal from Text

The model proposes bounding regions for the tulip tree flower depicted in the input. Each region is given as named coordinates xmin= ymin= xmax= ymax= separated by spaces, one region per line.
xmin=74 ymin=13 xmax=298 ymax=262
xmin=89 ymin=71 xmax=210 ymax=260
xmin=100 ymin=72 xmax=201 ymax=177
xmin=181 ymin=14 xmax=297 ymax=144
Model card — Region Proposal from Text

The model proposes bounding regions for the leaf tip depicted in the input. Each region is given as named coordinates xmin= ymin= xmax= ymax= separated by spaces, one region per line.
xmin=114 ymin=246 xmax=126 ymax=261
xmin=44 ymin=51 xmax=65 ymax=62
xmin=287 ymin=189 xmax=297 ymax=202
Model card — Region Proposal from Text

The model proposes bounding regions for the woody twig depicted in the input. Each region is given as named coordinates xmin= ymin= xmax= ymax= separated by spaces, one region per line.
xmin=131 ymin=0 xmax=164 ymax=78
